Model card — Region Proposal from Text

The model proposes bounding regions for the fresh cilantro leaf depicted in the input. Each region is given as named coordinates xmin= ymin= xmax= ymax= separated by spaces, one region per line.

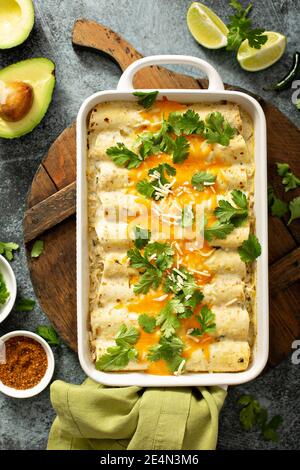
xmin=276 ymin=162 xmax=290 ymax=177
xmin=271 ymin=197 xmax=288 ymax=218
xmin=172 ymin=136 xmax=190 ymax=163
xmin=133 ymin=268 xmax=162 ymax=294
xmin=133 ymin=226 xmax=151 ymax=249
xmin=191 ymin=171 xmax=216 ymax=191
xmin=238 ymin=394 xmax=283 ymax=442
xmin=138 ymin=314 xmax=156 ymax=333
xmin=190 ymin=305 xmax=216 ymax=337
xmin=127 ymin=248 xmax=153 ymax=270
xmin=0 ymin=242 xmax=19 ymax=261
xmin=181 ymin=205 xmax=195 ymax=228
xmin=15 ymin=298 xmax=36 ymax=312
xmin=277 ymin=162 xmax=300 ymax=191
xmin=137 ymin=119 xmax=172 ymax=158
xmin=31 ymin=240 xmax=44 ymax=258
xmin=164 ymin=268 xmax=203 ymax=319
xmin=138 ymin=163 xmax=176 ymax=201
xmin=226 ymin=1 xmax=267 ymax=51
xmin=95 ymin=324 xmax=140 ymax=371
xmin=204 ymin=112 xmax=236 ymax=146
xmin=136 ymin=179 xmax=155 ymax=199
xmin=106 ymin=143 xmax=143 ymax=169
xmin=0 ymin=272 xmax=9 ymax=305
xmin=156 ymin=298 xmax=183 ymax=338
xmin=36 ymin=325 xmax=60 ymax=346
xmin=214 ymin=190 xmax=248 ymax=226
xmin=238 ymin=234 xmax=262 ymax=263
xmin=133 ymin=91 xmax=159 ymax=109
xmin=238 ymin=395 xmax=261 ymax=430
xmin=147 ymin=334 xmax=184 ymax=372
xmin=168 ymin=109 xmax=204 ymax=136
xmin=288 ymin=196 xmax=300 ymax=225
xmin=144 ymin=241 xmax=174 ymax=271
xmin=204 ymin=221 xmax=235 ymax=241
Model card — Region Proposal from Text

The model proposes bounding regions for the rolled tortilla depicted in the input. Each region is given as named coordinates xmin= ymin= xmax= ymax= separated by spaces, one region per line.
xmin=204 ymin=249 xmax=246 ymax=278
xmin=209 ymin=224 xmax=250 ymax=249
xmin=203 ymin=274 xmax=245 ymax=305
xmin=185 ymin=340 xmax=250 ymax=372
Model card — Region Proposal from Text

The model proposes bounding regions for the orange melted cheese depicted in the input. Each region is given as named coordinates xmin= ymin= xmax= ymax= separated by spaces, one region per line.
xmin=122 ymin=99 xmax=227 ymax=375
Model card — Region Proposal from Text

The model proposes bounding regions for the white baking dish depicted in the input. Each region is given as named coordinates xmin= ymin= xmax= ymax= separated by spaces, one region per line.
xmin=77 ymin=55 xmax=268 ymax=387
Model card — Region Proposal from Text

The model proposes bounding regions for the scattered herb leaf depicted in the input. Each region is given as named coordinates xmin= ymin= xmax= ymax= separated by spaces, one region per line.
xmin=133 ymin=91 xmax=159 ymax=109
xmin=191 ymin=171 xmax=216 ymax=191
xmin=15 ymin=298 xmax=35 ymax=312
xmin=95 ymin=325 xmax=139 ymax=370
xmin=138 ymin=314 xmax=156 ymax=333
xmin=36 ymin=325 xmax=60 ymax=346
xmin=204 ymin=112 xmax=236 ymax=146
xmin=0 ymin=242 xmax=19 ymax=261
xmin=288 ymin=196 xmax=300 ymax=225
xmin=238 ymin=234 xmax=262 ymax=263
xmin=190 ymin=305 xmax=216 ymax=337
xmin=133 ymin=226 xmax=151 ymax=250
xmin=106 ymin=143 xmax=143 ymax=169
xmin=31 ymin=240 xmax=44 ymax=258
xmin=147 ymin=334 xmax=184 ymax=372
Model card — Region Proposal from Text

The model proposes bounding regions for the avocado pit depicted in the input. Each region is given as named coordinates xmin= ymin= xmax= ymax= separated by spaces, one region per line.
xmin=0 ymin=80 xmax=34 ymax=122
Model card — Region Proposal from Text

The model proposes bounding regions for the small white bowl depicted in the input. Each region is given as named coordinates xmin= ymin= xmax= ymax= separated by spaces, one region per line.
xmin=0 ymin=330 xmax=55 ymax=398
xmin=0 ymin=254 xmax=17 ymax=324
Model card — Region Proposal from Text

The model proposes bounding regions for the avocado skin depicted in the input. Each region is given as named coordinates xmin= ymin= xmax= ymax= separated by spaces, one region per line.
xmin=0 ymin=58 xmax=56 ymax=139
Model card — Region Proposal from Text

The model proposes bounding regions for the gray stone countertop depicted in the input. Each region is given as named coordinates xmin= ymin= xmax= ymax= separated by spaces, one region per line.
xmin=0 ymin=0 xmax=299 ymax=450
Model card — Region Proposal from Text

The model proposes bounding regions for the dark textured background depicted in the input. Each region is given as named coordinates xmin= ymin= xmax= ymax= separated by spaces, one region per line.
xmin=0 ymin=0 xmax=299 ymax=450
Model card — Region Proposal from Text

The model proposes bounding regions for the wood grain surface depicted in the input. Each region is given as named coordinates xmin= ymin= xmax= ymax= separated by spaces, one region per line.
xmin=24 ymin=20 xmax=300 ymax=365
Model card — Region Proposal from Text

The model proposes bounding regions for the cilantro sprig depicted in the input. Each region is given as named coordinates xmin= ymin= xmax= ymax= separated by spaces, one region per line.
xmin=226 ymin=1 xmax=268 ymax=51
xmin=238 ymin=234 xmax=261 ymax=263
xmin=138 ymin=314 xmax=156 ymax=333
xmin=168 ymin=109 xmax=204 ymax=136
xmin=277 ymin=162 xmax=300 ymax=192
xmin=204 ymin=221 xmax=235 ymax=241
xmin=147 ymin=334 xmax=185 ymax=373
xmin=238 ymin=395 xmax=283 ymax=442
xmin=133 ymin=91 xmax=159 ymax=109
xmin=96 ymin=324 xmax=140 ymax=371
xmin=268 ymin=185 xmax=288 ymax=218
xmin=106 ymin=143 xmax=143 ymax=169
xmin=204 ymin=112 xmax=236 ymax=146
xmin=214 ymin=190 xmax=248 ymax=226
xmin=190 ymin=305 xmax=216 ymax=338
xmin=191 ymin=171 xmax=216 ymax=191
xmin=136 ymin=163 xmax=176 ymax=200
xmin=133 ymin=226 xmax=151 ymax=249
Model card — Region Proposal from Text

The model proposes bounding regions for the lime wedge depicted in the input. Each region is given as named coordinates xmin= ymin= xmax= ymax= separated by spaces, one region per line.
xmin=187 ymin=2 xmax=228 ymax=49
xmin=237 ymin=32 xmax=286 ymax=71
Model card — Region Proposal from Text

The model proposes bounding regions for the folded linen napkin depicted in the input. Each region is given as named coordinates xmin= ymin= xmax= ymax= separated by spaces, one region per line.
xmin=47 ymin=378 xmax=226 ymax=450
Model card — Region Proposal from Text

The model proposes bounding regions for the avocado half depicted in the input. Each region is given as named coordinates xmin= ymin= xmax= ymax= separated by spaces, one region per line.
xmin=0 ymin=0 xmax=34 ymax=49
xmin=0 ymin=58 xmax=56 ymax=139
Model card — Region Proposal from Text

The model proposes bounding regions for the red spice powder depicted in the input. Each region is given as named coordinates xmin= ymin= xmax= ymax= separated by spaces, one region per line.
xmin=0 ymin=336 xmax=48 ymax=390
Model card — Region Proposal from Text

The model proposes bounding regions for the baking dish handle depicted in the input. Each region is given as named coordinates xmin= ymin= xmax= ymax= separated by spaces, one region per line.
xmin=117 ymin=55 xmax=224 ymax=91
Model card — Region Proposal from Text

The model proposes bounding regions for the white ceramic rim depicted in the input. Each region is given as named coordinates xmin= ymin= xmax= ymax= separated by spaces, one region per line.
xmin=0 ymin=254 xmax=17 ymax=324
xmin=0 ymin=330 xmax=55 ymax=398
xmin=76 ymin=55 xmax=269 ymax=387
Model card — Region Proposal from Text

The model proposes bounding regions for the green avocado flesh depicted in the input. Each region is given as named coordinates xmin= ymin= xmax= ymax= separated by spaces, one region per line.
xmin=0 ymin=58 xmax=56 ymax=139
xmin=0 ymin=0 xmax=34 ymax=49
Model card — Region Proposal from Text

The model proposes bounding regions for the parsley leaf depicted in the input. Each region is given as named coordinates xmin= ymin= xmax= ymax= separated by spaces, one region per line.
xmin=31 ymin=240 xmax=44 ymax=258
xmin=133 ymin=91 xmax=159 ymax=109
xmin=238 ymin=395 xmax=283 ymax=442
xmin=190 ymin=305 xmax=216 ymax=338
xmin=36 ymin=325 xmax=60 ymax=346
xmin=168 ymin=109 xmax=204 ymax=136
xmin=15 ymin=298 xmax=35 ymax=312
xmin=238 ymin=234 xmax=262 ymax=263
xmin=138 ymin=314 xmax=156 ymax=333
xmin=204 ymin=112 xmax=236 ymax=146
xmin=288 ymin=196 xmax=300 ymax=225
xmin=226 ymin=1 xmax=267 ymax=51
xmin=133 ymin=226 xmax=151 ymax=249
xmin=276 ymin=162 xmax=300 ymax=191
xmin=0 ymin=242 xmax=19 ymax=261
xmin=191 ymin=171 xmax=216 ymax=191
xmin=95 ymin=325 xmax=140 ymax=371
xmin=181 ymin=205 xmax=195 ymax=227
xmin=147 ymin=334 xmax=184 ymax=372
xmin=172 ymin=136 xmax=190 ymax=163
xmin=214 ymin=190 xmax=248 ymax=226
xmin=204 ymin=221 xmax=235 ymax=241
xmin=106 ymin=143 xmax=143 ymax=169
xmin=0 ymin=272 xmax=9 ymax=305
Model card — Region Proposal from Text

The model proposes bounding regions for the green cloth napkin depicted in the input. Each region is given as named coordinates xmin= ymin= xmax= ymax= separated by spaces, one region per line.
xmin=47 ymin=379 xmax=226 ymax=451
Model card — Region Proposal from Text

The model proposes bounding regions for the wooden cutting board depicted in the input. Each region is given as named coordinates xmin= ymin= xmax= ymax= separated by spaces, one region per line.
xmin=24 ymin=20 xmax=300 ymax=367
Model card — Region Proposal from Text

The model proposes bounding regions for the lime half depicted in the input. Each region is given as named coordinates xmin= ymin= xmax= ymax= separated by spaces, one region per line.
xmin=187 ymin=2 xmax=228 ymax=49
xmin=237 ymin=32 xmax=287 ymax=71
